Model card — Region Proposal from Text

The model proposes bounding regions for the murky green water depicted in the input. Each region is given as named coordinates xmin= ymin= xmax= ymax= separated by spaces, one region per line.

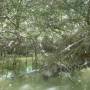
xmin=0 ymin=68 xmax=90 ymax=90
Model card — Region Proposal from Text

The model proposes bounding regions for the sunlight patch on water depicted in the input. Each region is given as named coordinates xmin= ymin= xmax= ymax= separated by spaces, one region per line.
xmin=80 ymin=68 xmax=90 ymax=83
xmin=81 ymin=68 xmax=90 ymax=73
xmin=46 ymin=85 xmax=70 ymax=90
xmin=26 ymin=66 xmax=39 ymax=74
xmin=26 ymin=66 xmax=32 ymax=73
xmin=46 ymin=87 xmax=57 ymax=90
xmin=0 ymin=72 xmax=13 ymax=80
xmin=20 ymin=84 xmax=32 ymax=90
xmin=9 ymin=83 xmax=12 ymax=87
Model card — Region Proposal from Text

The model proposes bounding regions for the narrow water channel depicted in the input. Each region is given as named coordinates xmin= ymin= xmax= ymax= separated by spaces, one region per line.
xmin=0 ymin=68 xmax=90 ymax=90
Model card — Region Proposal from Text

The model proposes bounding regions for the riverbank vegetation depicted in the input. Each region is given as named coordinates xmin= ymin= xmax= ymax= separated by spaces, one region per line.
xmin=0 ymin=0 xmax=90 ymax=90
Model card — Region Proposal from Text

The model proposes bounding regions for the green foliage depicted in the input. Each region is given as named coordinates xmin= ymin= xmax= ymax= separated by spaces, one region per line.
xmin=0 ymin=0 xmax=90 ymax=72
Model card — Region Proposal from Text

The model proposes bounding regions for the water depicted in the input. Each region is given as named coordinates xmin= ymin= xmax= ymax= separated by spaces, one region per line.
xmin=0 ymin=68 xmax=90 ymax=90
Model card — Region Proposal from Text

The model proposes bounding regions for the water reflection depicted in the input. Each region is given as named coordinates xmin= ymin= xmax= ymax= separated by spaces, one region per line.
xmin=0 ymin=68 xmax=90 ymax=90
xmin=46 ymin=87 xmax=58 ymax=90
xmin=0 ymin=72 xmax=13 ymax=80
xmin=19 ymin=84 xmax=32 ymax=90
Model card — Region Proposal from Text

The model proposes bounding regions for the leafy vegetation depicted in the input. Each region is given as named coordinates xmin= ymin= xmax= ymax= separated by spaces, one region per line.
xmin=0 ymin=0 xmax=90 ymax=83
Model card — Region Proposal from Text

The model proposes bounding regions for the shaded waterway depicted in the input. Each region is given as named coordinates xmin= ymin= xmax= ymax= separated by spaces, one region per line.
xmin=0 ymin=68 xmax=90 ymax=90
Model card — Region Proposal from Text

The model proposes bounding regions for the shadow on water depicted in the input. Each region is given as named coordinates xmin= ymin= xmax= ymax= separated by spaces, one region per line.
xmin=0 ymin=68 xmax=90 ymax=90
